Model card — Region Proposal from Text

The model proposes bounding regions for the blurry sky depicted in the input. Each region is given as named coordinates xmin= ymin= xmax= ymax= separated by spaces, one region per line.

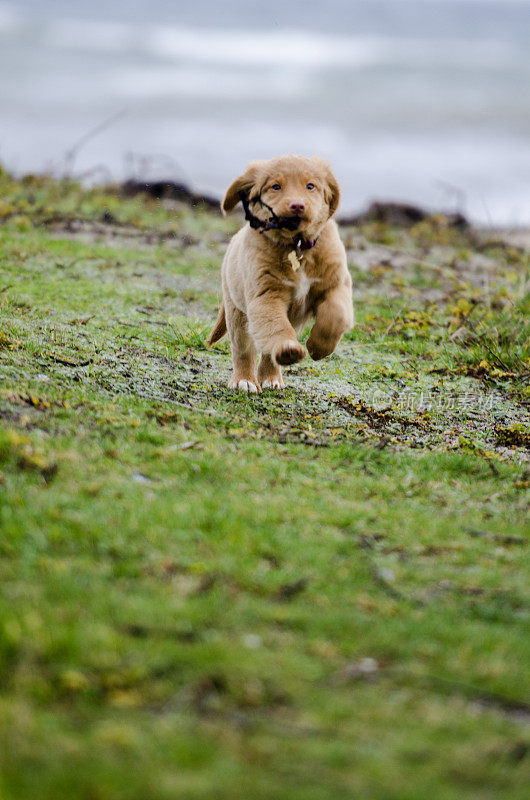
xmin=1 ymin=0 xmax=530 ymax=224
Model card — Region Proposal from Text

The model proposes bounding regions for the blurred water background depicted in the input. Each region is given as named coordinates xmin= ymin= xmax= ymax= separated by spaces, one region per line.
xmin=1 ymin=0 xmax=529 ymax=225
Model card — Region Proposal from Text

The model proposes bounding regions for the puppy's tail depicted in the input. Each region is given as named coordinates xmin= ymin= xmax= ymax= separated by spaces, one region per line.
xmin=207 ymin=303 xmax=227 ymax=346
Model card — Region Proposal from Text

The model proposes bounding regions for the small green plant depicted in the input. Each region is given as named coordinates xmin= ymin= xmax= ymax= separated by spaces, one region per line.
xmin=166 ymin=319 xmax=213 ymax=350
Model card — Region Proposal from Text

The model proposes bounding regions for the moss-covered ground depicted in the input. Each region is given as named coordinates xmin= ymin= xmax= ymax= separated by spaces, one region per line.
xmin=0 ymin=169 xmax=529 ymax=799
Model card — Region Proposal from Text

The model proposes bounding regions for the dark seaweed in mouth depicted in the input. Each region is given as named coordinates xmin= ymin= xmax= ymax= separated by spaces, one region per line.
xmin=240 ymin=189 xmax=302 ymax=233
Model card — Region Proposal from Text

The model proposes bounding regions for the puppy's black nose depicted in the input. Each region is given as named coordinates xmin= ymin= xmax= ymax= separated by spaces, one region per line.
xmin=289 ymin=201 xmax=305 ymax=214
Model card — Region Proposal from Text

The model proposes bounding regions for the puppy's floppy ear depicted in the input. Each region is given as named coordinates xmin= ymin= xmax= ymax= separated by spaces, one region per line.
xmin=324 ymin=167 xmax=340 ymax=217
xmin=311 ymin=156 xmax=340 ymax=217
xmin=221 ymin=160 xmax=266 ymax=215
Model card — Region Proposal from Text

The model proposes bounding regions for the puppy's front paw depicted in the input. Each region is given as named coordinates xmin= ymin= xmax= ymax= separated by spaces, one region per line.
xmin=228 ymin=377 xmax=261 ymax=394
xmin=273 ymin=339 xmax=306 ymax=366
xmin=306 ymin=334 xmax=335 ymax=361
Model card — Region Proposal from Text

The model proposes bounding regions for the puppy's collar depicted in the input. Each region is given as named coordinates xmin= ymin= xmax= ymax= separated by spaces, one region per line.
xmin=293 ymin=236 xmax=317 ymax=251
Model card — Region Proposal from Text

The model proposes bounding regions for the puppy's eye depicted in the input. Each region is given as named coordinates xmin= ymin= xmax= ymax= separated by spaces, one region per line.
xmin=271 ymin=184 xmax=281 ymax=191
xmin=306 ymin=183 xmax=315 ymax=191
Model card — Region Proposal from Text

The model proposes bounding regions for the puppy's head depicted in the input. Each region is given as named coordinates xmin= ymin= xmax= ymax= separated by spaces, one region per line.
xmin=221 ymin=155 xmax=340 ymax=239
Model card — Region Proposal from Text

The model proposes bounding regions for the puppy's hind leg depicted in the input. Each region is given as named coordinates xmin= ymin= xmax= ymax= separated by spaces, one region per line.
xmin=226 ymin=300 xmax=260 ymax=393
xmin=258 ymin=353 xmax=284 ymax=390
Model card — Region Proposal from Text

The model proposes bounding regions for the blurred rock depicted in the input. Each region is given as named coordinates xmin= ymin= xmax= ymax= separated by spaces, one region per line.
xmin=339 ymin=201 xmax=468 ymax=229
xmin=121 ymin=180 xmax=220 ymax=210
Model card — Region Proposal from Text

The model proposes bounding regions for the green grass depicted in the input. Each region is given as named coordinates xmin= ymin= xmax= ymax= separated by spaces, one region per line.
xmin=0 ymin=170 xmax=529 ymax=800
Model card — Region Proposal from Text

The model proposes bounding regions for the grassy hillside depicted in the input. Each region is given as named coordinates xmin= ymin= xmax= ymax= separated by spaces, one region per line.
xmin=0 ymin=168 xmax=529 ymax=800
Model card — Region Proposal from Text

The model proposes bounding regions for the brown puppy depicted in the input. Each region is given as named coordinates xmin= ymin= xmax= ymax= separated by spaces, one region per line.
xmin=208 ymin=154 xmax=354 ymax=392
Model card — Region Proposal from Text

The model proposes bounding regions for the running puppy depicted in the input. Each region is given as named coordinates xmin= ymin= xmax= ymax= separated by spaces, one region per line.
xmin=208 ymin=154 xmax=354 ymax=392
